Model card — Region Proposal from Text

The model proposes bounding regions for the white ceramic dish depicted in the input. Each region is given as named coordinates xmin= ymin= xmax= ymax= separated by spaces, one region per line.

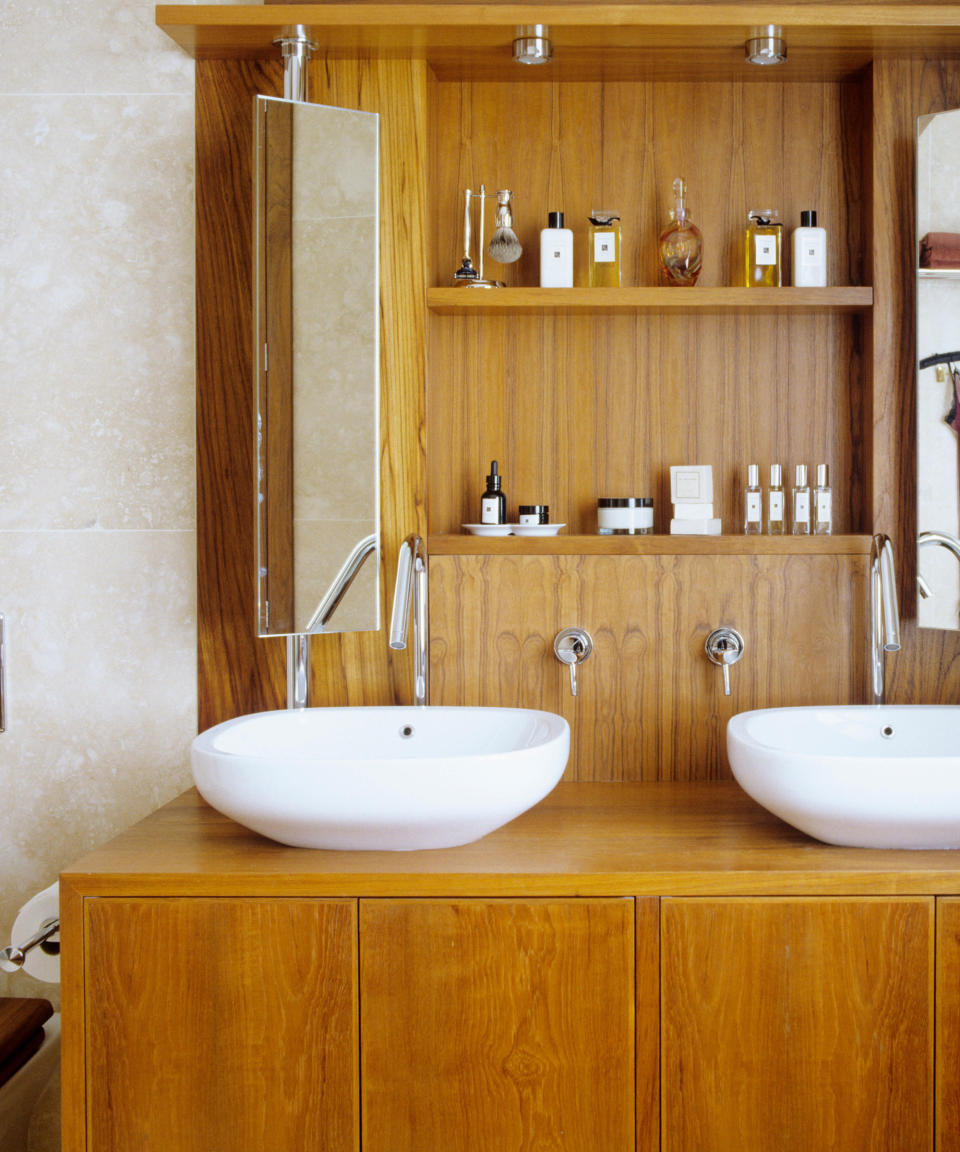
xmin=511 ymin=523 xmax=565 ymax=537
xmin=462 ymin=523 xmax=513 ymax=536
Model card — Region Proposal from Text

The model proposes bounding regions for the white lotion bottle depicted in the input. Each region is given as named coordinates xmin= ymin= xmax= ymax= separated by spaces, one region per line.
xmin=540 ymin=211 xmax=574 ymax=287
xmin=791 ymin=210 xmax=827 ymax=287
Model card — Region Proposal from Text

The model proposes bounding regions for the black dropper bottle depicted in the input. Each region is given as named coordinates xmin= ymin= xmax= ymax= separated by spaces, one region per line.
xmin=481 ymin=460 xmax=507 ymax=524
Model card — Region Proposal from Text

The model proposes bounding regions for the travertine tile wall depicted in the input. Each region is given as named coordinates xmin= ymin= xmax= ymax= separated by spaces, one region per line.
xmin=0 ymin=0 xmax=209 ymax=1112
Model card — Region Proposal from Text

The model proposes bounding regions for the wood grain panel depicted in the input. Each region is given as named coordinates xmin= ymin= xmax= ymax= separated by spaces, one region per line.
xmin=871 ymin=58 xmax=960 ymax=706
xmin=429 ymin=552 xmax=866 ymax=780
xmin=196 ymin=57 xmax=428 ymax=726
xmin=938 ymin=898 xmax=960 ymax=1152
xmin=84 ymin=898 xmax=358 ymax=1152
xmin=661 ymin=897 xmax=934 ymax=1152
xmin=359 ymin=898 xmax=639 ymax=1152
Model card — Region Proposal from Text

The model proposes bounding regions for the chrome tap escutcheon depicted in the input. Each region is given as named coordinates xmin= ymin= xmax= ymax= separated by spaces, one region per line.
xmin=554 ymin=627 xmax=593 ymax=697
xmin=705 ymin=627 xmax=745 ymax=696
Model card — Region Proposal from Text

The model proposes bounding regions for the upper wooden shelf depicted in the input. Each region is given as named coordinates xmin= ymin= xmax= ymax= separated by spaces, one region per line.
xmin=428 ymin=534 xmax=873 ymax=556
xmin=157 ymin=5 xmax=960 ymax=76
xmin=427 ymin=286 xmax=873 ymax=315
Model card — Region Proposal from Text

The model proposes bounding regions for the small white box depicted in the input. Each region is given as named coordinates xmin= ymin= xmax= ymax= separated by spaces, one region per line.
xmin=672 ymin=501 xmax=715 ymax=520
xmin=670 ymin=465 xmax=713 ymax=504
xmin=670 ymin=517 xmax=722 ymax=535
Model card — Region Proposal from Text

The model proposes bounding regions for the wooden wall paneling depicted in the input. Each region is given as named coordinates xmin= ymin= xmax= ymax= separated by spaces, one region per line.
xmin=197 ymin=59 xmax=285 ymax=727
xmin=871 ymin=58 xmax=960 ymax=704
xmin=196 ymin=57 xmax=428 ymax=726
xmin=358 ymin=898 xmax=639 ymax=1152
xmin=428 ymin=552 xmax=865 ymax=780
xmin=661 ymin=897 xmax=934 ymax=1152
xmin=84 ymin=898 xmax=359 ymax=1152
xmin=938 ymin=897 xmax=960 ymax=1152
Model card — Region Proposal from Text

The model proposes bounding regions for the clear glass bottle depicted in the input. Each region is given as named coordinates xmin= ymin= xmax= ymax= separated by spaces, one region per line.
xmin=658 ymin=178 xmax=702 ymax=287
xmin=745 ymin=210 xmax=783 ymax=287
xmin=792 ymin=464 xmax=811 ymax=535
xmin=814 ymin=463 xmax=833 ymax=534
xmin=743 ymin=463 xmax=762 ymax=534
xmin=588 ymin=212 xmax=622 ymax=287
xmin=767 ymin=463 xmax=785 ymax=534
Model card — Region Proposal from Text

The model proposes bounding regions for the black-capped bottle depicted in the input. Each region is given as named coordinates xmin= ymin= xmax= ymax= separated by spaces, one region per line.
xmin=480 ymin=460 xmax=506 ymax=524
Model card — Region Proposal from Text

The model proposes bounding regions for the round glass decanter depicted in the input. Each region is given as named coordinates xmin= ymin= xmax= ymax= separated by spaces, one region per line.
xmin=658 ymin=178 xmax=702 ymax=286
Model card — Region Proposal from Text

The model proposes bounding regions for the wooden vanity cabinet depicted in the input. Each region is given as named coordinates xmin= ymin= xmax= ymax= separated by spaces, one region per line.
xmin=82 ymin=898 xmax=359 ymax=1152
xmin=661 ymin=897 xmax=935 ymax=1152
xmin=359 ymin=898 xmax=649 ymax=1152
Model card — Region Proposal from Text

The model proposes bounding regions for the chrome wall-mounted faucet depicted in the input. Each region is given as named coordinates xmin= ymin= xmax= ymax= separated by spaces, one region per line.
xmin=705 ymin=627 xmax=744 ymax=695
xmin=871 ymin=534 xmax=901 ymax=703
xmin=554 ymin=627 xmax=593 ymax=697
xmin=390 ymin=535 xmax=428 ymax=707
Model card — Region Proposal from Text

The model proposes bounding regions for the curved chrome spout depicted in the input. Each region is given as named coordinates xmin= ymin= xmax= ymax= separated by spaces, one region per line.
xmin=871 ymin=534 xmax=901 ymax=703
xmin=305 ymin=534 xmax=377 ymax=633
xmin=917 ymin=530 xmax=960 ymax=600
xmin=389 ymin=536 xmax=428 ymax=706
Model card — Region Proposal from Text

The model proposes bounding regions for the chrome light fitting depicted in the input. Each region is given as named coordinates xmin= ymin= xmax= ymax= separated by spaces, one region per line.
xmin=745 ymin=25 xmax=786 ymax=66
xmin=513 ymin=24 xmax=553 ymax=66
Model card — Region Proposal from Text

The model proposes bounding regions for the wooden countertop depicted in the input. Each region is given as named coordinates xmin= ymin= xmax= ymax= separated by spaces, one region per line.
xmin=61 ymin=784 xmax=960 ymax=897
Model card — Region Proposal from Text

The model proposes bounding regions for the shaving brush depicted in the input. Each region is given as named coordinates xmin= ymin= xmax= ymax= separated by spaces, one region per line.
xmin=487 ymin=190 xmax=523 ymax=264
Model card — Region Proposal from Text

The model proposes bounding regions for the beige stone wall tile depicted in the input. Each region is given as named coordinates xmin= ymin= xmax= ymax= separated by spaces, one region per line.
xmin=0 ymin=529 xmax=197 ymax=1002
xmin=0 ymin=94 xmax=195 ymax=530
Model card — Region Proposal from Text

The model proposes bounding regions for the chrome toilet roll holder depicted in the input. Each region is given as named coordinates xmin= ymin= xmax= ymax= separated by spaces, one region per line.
xmin=0 ymin=917 xmax=60 ymax=973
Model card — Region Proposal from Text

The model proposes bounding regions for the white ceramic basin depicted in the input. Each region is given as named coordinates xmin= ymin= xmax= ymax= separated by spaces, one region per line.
xmin=191 ymin=706 xmax=569 ymax=851
xmin=728 ymin=706 xmax=960 ymax=849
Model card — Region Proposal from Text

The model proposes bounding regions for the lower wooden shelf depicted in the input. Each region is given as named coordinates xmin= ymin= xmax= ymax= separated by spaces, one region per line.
xmin=427 ymin=533 xmax=873 ymax=556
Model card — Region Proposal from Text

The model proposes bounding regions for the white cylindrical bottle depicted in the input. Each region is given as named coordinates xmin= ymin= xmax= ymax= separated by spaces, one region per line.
xmin=744 ymin=463 xmax=762 ymax=534
xmin=791 ymin=210 xmax=827 ymax=287
xmin=540 ymin=211 xmax=574 ymax=287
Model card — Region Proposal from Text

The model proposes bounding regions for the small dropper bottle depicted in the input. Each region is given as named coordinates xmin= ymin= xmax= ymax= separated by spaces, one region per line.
xmin=480 ymin=460 xmax=506 ymax=525
xmin=744 ymin=464 xmax=762 ymax=534
xmin=792 ymin=464 xmax=811 ymax=535
xmin=767 ymin=464 xmax=785 ymax=535
xmin=814 ymin=464 xmax=833 ymax=535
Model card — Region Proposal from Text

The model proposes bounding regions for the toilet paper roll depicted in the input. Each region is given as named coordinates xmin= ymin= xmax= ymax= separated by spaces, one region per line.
xmin=10 ymin=883 xmax=60 ymax=983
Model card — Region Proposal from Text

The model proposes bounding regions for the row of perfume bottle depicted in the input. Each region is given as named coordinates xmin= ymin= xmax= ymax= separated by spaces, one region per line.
xmin=541 ymin=201 xmax=827 ymax=288
xmin=743 ymin=464 xmax=833 ymax=535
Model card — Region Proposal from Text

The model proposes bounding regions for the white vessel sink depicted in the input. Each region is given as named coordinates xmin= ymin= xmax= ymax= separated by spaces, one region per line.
xmin=191 ymin=706 xmax=569 ymax=851
xmin=728 ymin=706 xmax=960 ymax=849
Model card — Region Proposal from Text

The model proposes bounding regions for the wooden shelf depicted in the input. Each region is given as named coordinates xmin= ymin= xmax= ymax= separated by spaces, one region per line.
xmin=427 ymin=286 xmax=873 ymax=315
xmin=428 ymin=533 xmax=873 ymax=556
xmin=158 ymin=5 xmax=960 ymax=65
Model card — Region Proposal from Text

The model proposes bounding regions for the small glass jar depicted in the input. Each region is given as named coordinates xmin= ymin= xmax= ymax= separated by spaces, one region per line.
xmin=518 ymin=504 xmax=549 ymax=525
xmin=597 ymin=497 xmax=653 ymax=534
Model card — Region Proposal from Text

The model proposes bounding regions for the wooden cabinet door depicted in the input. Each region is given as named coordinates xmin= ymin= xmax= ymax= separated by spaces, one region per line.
xmin=84 ymin=898 xmax=358 ymax=1152
xmin=662 ymin=897 xmax=934 ymax=1152
xmin=359 ymin=898 xmax=646 ymax=1152
xmin=938 ymin=897 xmax=960 ymax=1152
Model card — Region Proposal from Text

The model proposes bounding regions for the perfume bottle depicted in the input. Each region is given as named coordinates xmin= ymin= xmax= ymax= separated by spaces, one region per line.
xmin=745 ymin=210 xmax=783 ymax=287
xmin=792 ymin=464 xmax=811 ymax=535
xmin=743 ymin=463 xmax=762 ymax=534
xmin=767 ymin=464 xmax=785 ymax=534
xmin=814 ymin=463 xmax=833 ymax=534
xmin=540 ymin=211 xmax=574 ymax=287
xmin=658 ymin=178 xmax=702 ymax=287
xmin=588 ymin=212 xmax=622 ymax=287
xmin=791 ymin=210 xmax=828 ymax=287
xmin=480 ymin=460 xmax=506 ymax=525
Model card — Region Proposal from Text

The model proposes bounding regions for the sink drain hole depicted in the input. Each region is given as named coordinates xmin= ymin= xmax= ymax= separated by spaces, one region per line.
xmin=881 ymin=724 xmax=895 ymax=739
xmin=399 ymin=725 xmax=415 ymax=739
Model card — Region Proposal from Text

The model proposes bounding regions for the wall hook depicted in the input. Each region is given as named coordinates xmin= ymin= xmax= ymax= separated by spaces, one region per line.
xmin=554 ymin=627 xmax=593 ymax=697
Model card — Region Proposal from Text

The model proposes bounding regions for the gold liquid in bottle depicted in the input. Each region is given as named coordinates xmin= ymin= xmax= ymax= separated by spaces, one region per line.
xmin=588 ymin=212 xmax=622 ymax=287
xmin=745 ymin=210 xmax=782 ymax=287
xmin=658 ymin=178 xmax=702 ymax=286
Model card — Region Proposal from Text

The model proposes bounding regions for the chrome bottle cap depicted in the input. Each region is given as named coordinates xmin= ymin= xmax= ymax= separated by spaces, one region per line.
xmin=817 ymin=463 xmax=829 ymax=487
xmin=770 ymin=463 xmax=782 ymax=486
xmin=747 ymin=463 xmax=759 ymax=487
xmin=795 ymin=464 xmax=807 ymax=486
